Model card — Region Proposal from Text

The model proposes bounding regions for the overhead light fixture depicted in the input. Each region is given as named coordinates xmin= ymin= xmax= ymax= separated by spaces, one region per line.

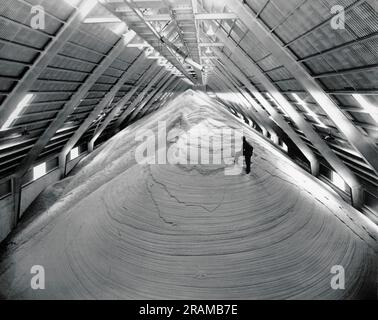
xmin=353 ymin=94 xmax=378 ymax=124
xmin=205 ymin=47 xmax=212 ymax=54
xmin=2 ymin=93 xmax=34 ymax=130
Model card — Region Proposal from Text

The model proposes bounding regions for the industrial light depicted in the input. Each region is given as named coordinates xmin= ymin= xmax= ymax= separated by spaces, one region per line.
xmin=2 ymin=93 xmax=34 ymax=130
xmin=353 ymin=94 xmax=378 ymax=124
xmin=205 ymin=47 xmax=212 ymax=55
xmin=33 ymin=162 xmax=47 ymax=181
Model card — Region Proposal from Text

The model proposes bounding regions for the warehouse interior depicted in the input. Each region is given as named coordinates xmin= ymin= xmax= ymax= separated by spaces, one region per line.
xmin=0 ymin=0 xmax=377 ymax=299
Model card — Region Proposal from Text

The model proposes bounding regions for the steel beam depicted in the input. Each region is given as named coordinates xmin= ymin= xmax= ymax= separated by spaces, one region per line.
xmin=135 ymin=76 xmax=178 ymax=119
xmin=212 ymin=65 xmax=271 ymax=138
xmin=213 ymin=60 xmax=279 ymax=142
xmin=86 ymin=64 xmax=162 ymax=152
xmin=215 ymin=27 xmax=363 ymax=208
xmin=298 ymin=32 xmax=378 ymax=63
xmin=210 ymin=71 xmax=256 ymax=124
xmin=210 ymin=82 xmax=242 ymax=117
xmin=59 ymin=52 xmax=148 ymax=177
xmin=0 ymin=0 xmax=97 ymax=129
xmin=313 ymin=64 xmax=378 ymax=78
xmin=150 ymin=81 xmax=185 ymax=113
xmin=211 ymin=47 xmax=320 ymax=172
xmin=99 ymin=1 xmax=196 ymax=83
xmin=217 ymin=62 xmax=278 ymax=140
xmin=152 ymin=81 xmax=183 ymax=113
xmin=95 ymin=12 xmax=238 ymax=21
xmin=226 ymin=0 xmax=378 ymax=177
xmin=195 ymin=13 xmax=238 ymax=20
xmin=128 ymin=73 xmax=173 ymax=122
xmin=214 ymin=74 xmax=271 ymax=134
xmin=191 ymin=0 xmax=204 ymax=85
xmin=112 ymin=68 xmax=168 ymax=132
xmin=10 ymin=31 xmax=135 ymax=222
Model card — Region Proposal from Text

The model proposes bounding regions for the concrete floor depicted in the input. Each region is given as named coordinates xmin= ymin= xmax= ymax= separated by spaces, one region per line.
xmin=0 ymin=91 xmax=377 ymax=299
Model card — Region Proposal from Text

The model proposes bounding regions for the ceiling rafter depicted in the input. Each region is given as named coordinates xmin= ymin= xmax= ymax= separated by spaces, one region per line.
xmin=127 ymin=72 xmax=172 ymax=121
xmin=148 ymin=81 xmax=186 ymax=114
xmin=111 ymin=67 xmax=169 ymax=131
xmin=218 ymin=80 xmax=268 ymax=134
xmin=211 ymin=22 xmax=364 ymax=208
xmin=86 ymin=63 xmax=161 ymax=151
xmin=98 ymin=0 xmax=198 ymax=83
xmin=212 ymin=63 xmax=273 ymax=139
xmin=11 ymin=30 xmax=136 ymax=223
xmin=191 ymin=0 xmax=204 ymax=85
xmin=213 ymin=58 xmax=279 ymax=142
xmin=137 ymin=76 xmax=179 ymax=119
xmin=215 ymin=53 xmax=320 ymax=174
xmin=225 ymin=1 xmax=378 ymax=177
xmin=0 ymin=0 xmax=97 ymax=130
xmin=59 ymin=53 xmax=149 ymax=177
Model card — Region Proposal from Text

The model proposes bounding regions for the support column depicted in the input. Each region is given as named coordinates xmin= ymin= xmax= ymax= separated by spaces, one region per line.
xmin=113 ymin=68 xmax=168 ymax=130
xmin=88 ymin=67 xmax=167 ymax=151
xmin=226 ymin=0 xmax=378 ymax=176
xmin=128 ymin=73 xmax=173 ymax=122
xmin=214 ymin=62 xmax=278 ymax=142
xmin=214 ymin=27 xmax=363 ymax=208
xmin=59 ymin=53 xmax=149 ymax=177
xmin=13 ymin=31 xmax=136 ymax=221
xmin=212 ymin=48 xmax=319 ymax=172
xmin=135 ymin=76 xmax=178 ymax=120
xmin=0 ymin=0 xmax=99 ymax=128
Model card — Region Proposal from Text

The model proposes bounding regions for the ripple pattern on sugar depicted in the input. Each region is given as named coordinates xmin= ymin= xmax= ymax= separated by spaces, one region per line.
xmin=0 ymin=90 xmax=376 ymax=300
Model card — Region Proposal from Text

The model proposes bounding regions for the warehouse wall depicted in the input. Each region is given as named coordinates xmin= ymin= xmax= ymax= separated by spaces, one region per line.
xmin=0 ymin=152 xmax=87 ymax=243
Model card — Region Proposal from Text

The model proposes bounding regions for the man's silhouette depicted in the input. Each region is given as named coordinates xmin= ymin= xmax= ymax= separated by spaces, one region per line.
xmin=242 ymin=136 xmax=254 ymax=174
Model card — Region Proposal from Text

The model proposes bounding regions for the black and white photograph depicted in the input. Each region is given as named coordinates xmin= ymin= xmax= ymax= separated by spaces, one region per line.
xmin=0 ymin=0 xmax=377 ymax=305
